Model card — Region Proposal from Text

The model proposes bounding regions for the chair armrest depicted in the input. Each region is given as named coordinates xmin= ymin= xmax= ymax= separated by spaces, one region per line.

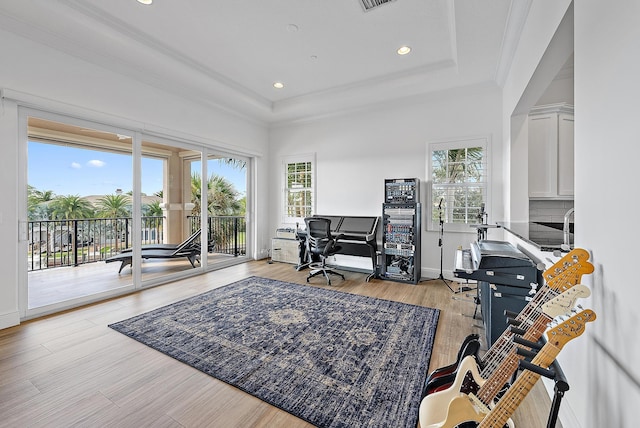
xmin=322 ymin=238 xmax=337 ymax=257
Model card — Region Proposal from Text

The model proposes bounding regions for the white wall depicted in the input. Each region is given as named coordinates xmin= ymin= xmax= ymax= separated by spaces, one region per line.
xmin=0 ymin=29 xmax=269 ymax=329
xmin=574 ymin=2 xmax=640 ymax=427
xmin=269 ymin=84 xmax=503 ymax=279
xmin=0 ymin=99 xmax=20 ymax=328
xmin=536 ymin=71 xmax=574 ymax=106
xmin=504 ymin=2 xmax=640 ymax=427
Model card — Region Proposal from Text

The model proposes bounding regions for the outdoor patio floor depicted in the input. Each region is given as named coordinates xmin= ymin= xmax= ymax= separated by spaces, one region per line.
xmin=27 ymin=253 xmax=241 ymax=309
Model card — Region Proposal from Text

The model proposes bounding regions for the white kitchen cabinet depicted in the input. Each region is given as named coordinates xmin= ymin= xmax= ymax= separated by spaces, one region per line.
xmin=528 ymin=103 xmax=574 ymax=198
xmin=557 ymin=113 xmax=574 ymax=196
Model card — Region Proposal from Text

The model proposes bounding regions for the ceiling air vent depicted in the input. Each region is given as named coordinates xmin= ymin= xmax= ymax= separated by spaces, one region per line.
xmin=359 ymin=0 xmax=396 ymax=12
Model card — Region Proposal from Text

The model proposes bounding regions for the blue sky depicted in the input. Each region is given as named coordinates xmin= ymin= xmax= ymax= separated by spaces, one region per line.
xmin=28 ymin=142 xmax=246 ymax=197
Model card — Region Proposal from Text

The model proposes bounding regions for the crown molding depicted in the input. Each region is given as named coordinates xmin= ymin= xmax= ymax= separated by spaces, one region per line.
xmin=494 ymin=0 xmax=533 ymax=87
xmin=529 ymin=102 xmax=574 ymax=116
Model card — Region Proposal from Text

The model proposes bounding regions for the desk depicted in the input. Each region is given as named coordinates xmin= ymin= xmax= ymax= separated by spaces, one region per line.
xmin=296 ymin=215 xmax=380 ymax=281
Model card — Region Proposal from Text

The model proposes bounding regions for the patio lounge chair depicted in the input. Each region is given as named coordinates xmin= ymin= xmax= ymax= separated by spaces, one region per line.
xmin=105 ymin=230 xmax=203 ymax=273
xmin=120 ymin=229 xmax=202 ymax=253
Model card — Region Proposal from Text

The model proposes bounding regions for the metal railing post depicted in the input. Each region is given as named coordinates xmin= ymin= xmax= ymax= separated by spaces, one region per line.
xmin=234 ymin=217 xmax=239 ymax=256
xmin=73 ymin=220 xmax=79 ymax=266
xmin=125 ymin=218 xmax=130 ymax=249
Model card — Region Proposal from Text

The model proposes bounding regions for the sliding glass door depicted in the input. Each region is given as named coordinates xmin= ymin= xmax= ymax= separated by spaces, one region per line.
xmin=21 ymin=110 xmax=252 ymax=317
xmin=25 ymin=115 xmax=135 ymax=311
xmin=139 ymin=137 xmax=204 ymax=284
xmin=191 ymin=155 xmax=249 ymax=269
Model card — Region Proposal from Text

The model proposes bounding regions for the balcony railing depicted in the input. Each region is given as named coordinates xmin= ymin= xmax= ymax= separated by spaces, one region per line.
xmin=27 ymin=215 xmax=246 ymax=272
xmin=188 ymin=215 xmax=247 ymax=257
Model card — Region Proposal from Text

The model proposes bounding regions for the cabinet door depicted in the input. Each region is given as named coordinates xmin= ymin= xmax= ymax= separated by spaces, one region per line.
xmin=528 ymin=114 xmax=558 ymax=198
xmin=557 ymin=114 xmax=575 ymax=196
xmin=271 ymin=238 xmax=300 ymax=264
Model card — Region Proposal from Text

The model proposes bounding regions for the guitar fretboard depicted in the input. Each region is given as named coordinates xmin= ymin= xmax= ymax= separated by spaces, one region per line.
xmin=475 ymin=251 xmax=592 ymax=406
xmin=477 ymin=344 xmax=559 ymax=428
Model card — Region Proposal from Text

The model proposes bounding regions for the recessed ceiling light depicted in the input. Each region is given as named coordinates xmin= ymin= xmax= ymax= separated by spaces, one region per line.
xmin=273 ymin=82 xmax=284 ymax=89
xmin=137 ymin=0 xmax=153 ymax=5
xmin=397 ymin=46 xmax=411 ymax=55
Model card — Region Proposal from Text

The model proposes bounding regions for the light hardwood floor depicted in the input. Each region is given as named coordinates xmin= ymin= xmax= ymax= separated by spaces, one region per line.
xmin=1 ymin=261 xmax=558 ymax=427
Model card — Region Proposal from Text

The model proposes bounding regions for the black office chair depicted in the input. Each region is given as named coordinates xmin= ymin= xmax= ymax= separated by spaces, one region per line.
xmin=304 ymin=217 xmax=345 ymax=285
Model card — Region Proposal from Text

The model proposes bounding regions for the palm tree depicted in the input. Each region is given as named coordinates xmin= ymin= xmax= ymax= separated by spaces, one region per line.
xmin=190 ymin=172 xmax=204 ymax=216
xmin=140 ymin=199 xmax=164 ymax=246
xmin=95 ymin=194 xmax=131 ymax=218
xmin=237 ymin=196 xmax=246 ymax=216
xmin=432 ymin=147 xmax=484 ymax=223
xmin=220 ymin=158 xmax=246 ymax=169
xmin=49 ymin=195 xmax=95 ymax=221
xmin=95 ymin=194 xmax=132 ymax=252
xmin=190 ymin=173 xmax=241 ymax=216
xmin=143 ymin=200 xmax=163 ymax=217
xmin=190 ymin=173 xmax=242 ymax=249
xmin=49 ymin=195 xmax=95 ymax=263
xmin=27 ymin=186 xmax=56 ymax=220
xmin=208 ymin=175 xmax=241 ymax=215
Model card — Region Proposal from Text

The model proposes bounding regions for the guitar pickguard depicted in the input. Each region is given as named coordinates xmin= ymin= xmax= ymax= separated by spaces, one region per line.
xmin=419 ymin=356 xmax=486 ymax=426
xmin=459 ymin=371 xmax=481 ymax=395
xmin=425 ymin=335 xmax=481 ymax=395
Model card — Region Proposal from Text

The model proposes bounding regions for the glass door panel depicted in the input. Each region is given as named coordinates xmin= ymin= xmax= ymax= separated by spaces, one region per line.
xmin=140 ymin=139 xmax=203 ymax=283
xmin=26 ymin=116 xmax=134 ymax=310
xmin=197 ymin=155 xmax=248 ymax=268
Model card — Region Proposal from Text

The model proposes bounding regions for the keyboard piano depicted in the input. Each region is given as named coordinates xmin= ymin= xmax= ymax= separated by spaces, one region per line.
xmin=454 ymin=240 xmax=538 ymax=287
xmin=296 ymin=215 xmax=380 ymax=281
xmin=454 ymin=240 xmax=542 ymax=346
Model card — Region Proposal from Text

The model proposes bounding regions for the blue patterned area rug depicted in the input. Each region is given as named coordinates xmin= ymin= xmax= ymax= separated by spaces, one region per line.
xmin=109 ymin=276 xmax=439 ymax=428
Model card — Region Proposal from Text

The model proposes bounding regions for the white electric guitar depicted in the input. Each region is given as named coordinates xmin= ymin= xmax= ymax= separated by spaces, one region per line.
xmin=419 ymin=285 xmax=591 ymax=427
xmin=425 ymin=248 xmax=593 ymax=398
xmin=422 ymin=309 xmax=596 ymax=428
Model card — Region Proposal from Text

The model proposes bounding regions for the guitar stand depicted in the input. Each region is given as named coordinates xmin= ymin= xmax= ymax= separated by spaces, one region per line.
xmin=514 ymin=337 xmax=570 ymax=428
xmin=438 ymin=237 xmax=456 ymax=293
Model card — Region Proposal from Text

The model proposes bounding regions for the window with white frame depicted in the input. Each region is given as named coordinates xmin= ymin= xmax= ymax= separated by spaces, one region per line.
xmin=427 ymin=137 xmax=488 ymax=232
xmin=282 ymin=154 xmax=315 ymax=225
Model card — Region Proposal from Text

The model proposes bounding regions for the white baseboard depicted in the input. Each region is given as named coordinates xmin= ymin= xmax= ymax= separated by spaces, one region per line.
xmin=0 ymin=310 xmax=20 ymax=330
xmin=420 ymin=267 xmax=458 ymax=282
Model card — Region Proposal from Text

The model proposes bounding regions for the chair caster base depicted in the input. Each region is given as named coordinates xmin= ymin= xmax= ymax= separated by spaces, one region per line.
xmin=306 ymin=267 xmax=345 ymax=286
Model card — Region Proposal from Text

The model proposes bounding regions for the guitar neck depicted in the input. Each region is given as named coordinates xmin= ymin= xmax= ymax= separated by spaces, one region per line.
xmin=480 ymin=258 xmax=592 ymax=375
xmin=477 ymin=265 xmax=592 ymax=403
xmin=476 ymin=313 xmax=550 ymax=404
xmin=478 ymin=343 xmax=560 ymax=428
xmin=479 ymin=308 xmax=596 ymax=428
xmin=480 ymin=285 xmax=555 ymax=376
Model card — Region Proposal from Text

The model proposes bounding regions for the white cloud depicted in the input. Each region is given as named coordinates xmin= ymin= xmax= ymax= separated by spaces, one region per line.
xmin=70 ymin=162 xmax=81 ymax=169
xmin=87 ymin=160 xmax=106 ymax=167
